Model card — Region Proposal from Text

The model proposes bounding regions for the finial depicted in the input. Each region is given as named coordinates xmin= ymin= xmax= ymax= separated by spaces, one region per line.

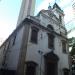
xmin=48 ymin=3 xmax=51 ymax=10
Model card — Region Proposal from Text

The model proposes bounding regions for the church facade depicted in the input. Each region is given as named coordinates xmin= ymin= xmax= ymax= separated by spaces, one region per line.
xmin=0 ymin=3 xmax=71 ymax=75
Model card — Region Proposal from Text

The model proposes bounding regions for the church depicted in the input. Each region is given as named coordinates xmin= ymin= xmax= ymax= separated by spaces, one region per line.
xmin=0 ymin=0 xmax=71 ymax=75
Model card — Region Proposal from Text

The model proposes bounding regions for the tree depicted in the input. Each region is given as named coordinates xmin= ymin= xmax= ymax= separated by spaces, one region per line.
xmin=70 ymin=43 xmax=75 ymax=56
xmin=68 ymin=37 xmax=75 ymax=56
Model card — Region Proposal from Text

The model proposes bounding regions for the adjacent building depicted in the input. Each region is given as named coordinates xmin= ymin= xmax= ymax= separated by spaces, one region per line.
xmin=17 ymin=0 xmax=36 ymax=26
xmin=0 ymin=3 xmax=71 ymax=75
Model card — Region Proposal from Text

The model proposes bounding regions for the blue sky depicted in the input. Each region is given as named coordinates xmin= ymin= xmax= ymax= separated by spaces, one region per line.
xmin=0 ymin=0 xmax=75 ymax=44
xmin=35 ymin=0 xmax=43 ymax=6
xmin=0 ymin=0 xmax=22 ymax=42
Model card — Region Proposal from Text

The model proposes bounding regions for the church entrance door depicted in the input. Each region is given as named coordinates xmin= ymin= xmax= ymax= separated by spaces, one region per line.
xmin=44 ymin=52 xmax=59 ymax=75
xmin=45 ymin=61 xmax=57 ymax=75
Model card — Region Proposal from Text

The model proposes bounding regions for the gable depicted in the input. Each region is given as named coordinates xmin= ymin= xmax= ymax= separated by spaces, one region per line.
xmin=41 ymin=10 xmax=59 ymax=22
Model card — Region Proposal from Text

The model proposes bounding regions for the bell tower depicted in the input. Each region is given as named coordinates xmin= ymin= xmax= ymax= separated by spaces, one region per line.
xmin=17 ymin=0 xmax=36 ymax=26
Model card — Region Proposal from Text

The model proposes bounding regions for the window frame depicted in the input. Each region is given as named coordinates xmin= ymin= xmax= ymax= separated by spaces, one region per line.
xmin=12 ymin=34 xmax=16 ymax=46
xmin=48 ymin=33 xmax=55 ymax=49
xmin=62 ymin=40 xmax=67 ymax=53
xmin=30 ymin=27 xmax=39 ymax=44
xmin=47 ymin=24 xmax=54 ymax=31
xmin=59 ymin=15 xmax=62 ymax=23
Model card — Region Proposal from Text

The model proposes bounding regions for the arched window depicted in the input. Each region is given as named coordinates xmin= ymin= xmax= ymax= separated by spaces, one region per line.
xmin=25 ymin=61 xmax=37 ymax=75
xmin=47 ymin=25 xmax=54 ymax=32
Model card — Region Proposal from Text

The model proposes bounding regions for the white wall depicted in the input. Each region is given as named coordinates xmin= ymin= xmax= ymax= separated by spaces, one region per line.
xmin=40 ymin=14 xmax=61 ymax=34
xmin=25 ymin=15 xmax=69 ymax=75
xmin=0 ymin=26 xmax=25 ymax=70
xmin=6 ymin=26 xmax=25 ymax=70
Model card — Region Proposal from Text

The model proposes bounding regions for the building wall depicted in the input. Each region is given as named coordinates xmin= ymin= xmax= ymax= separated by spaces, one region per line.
xmin=6 ymin=26 xmax=24 ymax=70
xmin=39 ymin=13 xmax=64 ymax=34
xmin=0 ymin=2 xmax=70 ymax=75
xmin=0 ymin=39 xmax=10 ymax=69
xmin=0 ymin=45 xmax=5 ymax=68
xmin=0 ymin=25 xmax=25 ymax=70
xmin=26 ymin=27 xmax=49 ymax=75
xmin=25 ymin=20 xmax=69 ymax=75
xmin=0 ymin=17 xmax=70 ymax=75
xmin=53 ymin=36 xmax=69 ymax=75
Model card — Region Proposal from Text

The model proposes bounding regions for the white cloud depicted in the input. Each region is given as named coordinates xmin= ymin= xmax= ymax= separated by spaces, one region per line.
xmin=0 ymin=18 xmax=16 ymax=41
xmin=68 ymin=30 xmax=75 ymax=38
xmin=64 ymin=6 xmax=74 ymax=24
xmin=59 ymin=0 xmax=71 ymax=8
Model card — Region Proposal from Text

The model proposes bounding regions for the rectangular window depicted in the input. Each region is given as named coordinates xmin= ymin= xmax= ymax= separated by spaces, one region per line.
xmin=7 ymin=41 xmax=10 ymax=49
xmin=31 ymin=27 xmax=38 ymax=43
xmin=48 ymin=34 xmax=54 ymax=49
xmin=12 ymin=35 xmax=16 ymax=45
xmin=62 ymin=41 xmax=66 ymax=53
xmin=9 ymin=34 xmax=17 ymax=48
xmin=59 ymin=15 xmax=62 ymax=22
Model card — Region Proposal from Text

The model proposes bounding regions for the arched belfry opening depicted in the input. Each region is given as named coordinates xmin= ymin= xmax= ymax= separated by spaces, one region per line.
xmin=44 ymin=52 xmax=59 ymax=75
xmin=47 ymin=24 xmax=54 ymax=31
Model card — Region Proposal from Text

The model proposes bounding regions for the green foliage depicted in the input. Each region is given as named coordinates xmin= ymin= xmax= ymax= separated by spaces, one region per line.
xmin=68 ymin=37 xmax=75 ymax=47
xmin=70 ymin=43 xmax=75 ymax=56
xmin=68 ymin=37 xmax=75 ymax=56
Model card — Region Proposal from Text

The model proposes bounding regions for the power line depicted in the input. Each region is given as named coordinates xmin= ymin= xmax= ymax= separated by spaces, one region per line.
xmin=65 ymin=18 xmax=75 ymax=25
xmin=67 ymin=27 xmax=75 ymax=34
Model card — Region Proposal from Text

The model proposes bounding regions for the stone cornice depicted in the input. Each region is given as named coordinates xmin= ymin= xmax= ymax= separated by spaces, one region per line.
xmin=0 ymin=17 xmax=68 ymax=48
xmin=28 ymin=16 xmax=67 ymax=39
